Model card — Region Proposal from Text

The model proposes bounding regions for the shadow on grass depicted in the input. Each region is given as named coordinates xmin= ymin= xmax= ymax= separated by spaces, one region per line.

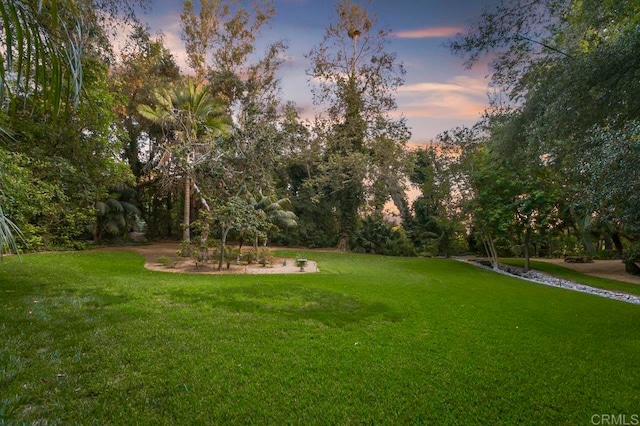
xmin=171 ymin=284 xmax=402 ymax=327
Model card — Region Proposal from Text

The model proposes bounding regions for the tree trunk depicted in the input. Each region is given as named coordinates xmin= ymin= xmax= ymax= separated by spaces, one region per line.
xmin=482 ymin=233 xmax=499 ymax=271
xmin=93 ymin=218 xmax=100 ymax=242
xmin=482 ymin=238 xmax=490 ymax=260
xmin=183 ymin=177 xmax=191 ymax=243
xmin=581 ymin=229 xmax=595 ymax=256
xmin=337 ymin=233 xmax=349 ymax=252
xmin=576 ymin=215 xmax=596 ymax=257
xmin=572 ymin=211 xmax=595 ymax=257
xmin=336 ymin=180 xmax=360 ymax=252
xmin=523 ymin=228 xmax=531 ymax=272
xmin=166 ymin=192 xmax=173 ymax=237
xmin=199 ymin=219 xmax=210 ymax=263
xmin=611 ymin=232 xmax=624 ymax=258
xmin=387 ymin=177 xmax=409 ymax=222
xmin=218 ymin=227 xmax=230 ymax=271
xmin=488 ymin=235 xmax=499 ymax=271
xmin=441 ymin=229 xmax=450 ymax=258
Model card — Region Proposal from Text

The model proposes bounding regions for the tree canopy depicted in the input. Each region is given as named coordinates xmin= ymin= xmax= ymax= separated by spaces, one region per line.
xmin=2 ymin=0 xmax=638 ymax=269
xmin=438 ymin=0 xmax=640 ymax=268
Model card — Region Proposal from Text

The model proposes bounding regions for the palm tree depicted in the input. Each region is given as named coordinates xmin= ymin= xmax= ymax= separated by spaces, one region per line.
xmin=95 ymin=187 xmax=144 ymax=241
xmin=252 ymin=194 xmax=297 ymax=249
xmin=137 ymin=78 xmax=230 ymax=245
xmin=0 ymin=0 xmax=83 ymax=255
xmin=0 ymin=196 xmax=23 ymax=258
xmin=0 ymin=1 xmax=83 ymax=118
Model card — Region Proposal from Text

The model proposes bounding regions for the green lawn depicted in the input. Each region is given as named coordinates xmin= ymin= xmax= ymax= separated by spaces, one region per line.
xmin=1 ymin=250 xmax=639 ymax=424
xmin=501 ymin=258 xmax=640 ymax=297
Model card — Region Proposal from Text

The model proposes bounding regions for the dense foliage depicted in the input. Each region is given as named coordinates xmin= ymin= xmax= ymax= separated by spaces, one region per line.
xmin=431 ymin=0 xmax=640 ymax=269
xmin=1 ymin=0 xmax=638 ymax=266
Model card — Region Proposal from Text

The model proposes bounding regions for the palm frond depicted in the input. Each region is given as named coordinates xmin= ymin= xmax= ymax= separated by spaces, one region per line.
xmin=120 ymin=200 xmax=141 ymax=216
xmin=270 ymin=210 xmax=298 ymax=229
xmin=0 ymin=0 xmax=83 ymax=119
xmin=106 ymin=198 xmax=124 ymax=213
xmin=95 ymin=200 xmax=108 ymax=216
xmin=275 ymin=198 xmax=292 ymax=210
xmin=0 ymin=203 xmax=24 ymax=256
xmin=137 ymin=103 xmax=164 ymax=122
xmin=103 ymin=220 xmax=121 ymax=236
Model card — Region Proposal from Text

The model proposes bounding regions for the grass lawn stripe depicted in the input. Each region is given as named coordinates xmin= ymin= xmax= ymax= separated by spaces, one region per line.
xmin=0 ymin=250 xmax=639 ymax=424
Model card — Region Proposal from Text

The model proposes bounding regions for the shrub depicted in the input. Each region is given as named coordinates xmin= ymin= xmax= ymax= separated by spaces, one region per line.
xmin=177 ymin=240 xmax=192 ymax=258
xmin=351 ymin=215 xmax=415 ymax=257
xmin=243 ymin=248 xmax=258 ymax=264
xmin=258 ymin=247 xmax=273 ymax=267
xmin=156 ymin=255 xmax=177 ymax=268
xmin=224 ymin=246 xmax=241 ymax=269
xmin=623 ymin=242 xmax=640 ymax=275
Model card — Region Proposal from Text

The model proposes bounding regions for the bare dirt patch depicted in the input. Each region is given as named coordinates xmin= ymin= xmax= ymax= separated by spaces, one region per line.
xmin=105 ymin=242 xmax=318 ymax=275
xmin=535 ymin=258 xmax=640 ymax=285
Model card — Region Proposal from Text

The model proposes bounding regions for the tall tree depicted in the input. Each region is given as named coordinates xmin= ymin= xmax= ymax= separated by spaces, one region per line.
xmin=0 ymin=0 xmax=144 ymax=252
xmin=181 ymin=0 xmax=276 ymax=84
xmin=138 ymin=79 xmax=229 ymax=244
xmin=450 ymin=0 xmax=640 ymax=267
xmin=180 ymin=0 xmax=292 ymax=258
xmin=109 ymin=26 xmax=183 ymax=238
xmin=307 ymin=0 xmax=410 ymax=250
xmin=407 ymin=145 xmax=464 ymax=258
xmin=181 ymin=0 xmax=287 ymax=188
xmin=111 ymin=25 xmax=181 ymax=184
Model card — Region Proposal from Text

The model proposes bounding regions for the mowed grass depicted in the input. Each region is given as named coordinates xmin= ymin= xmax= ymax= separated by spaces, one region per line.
xmin=1 ymin=250 xmax=639 ymax=424
xmin=501 ymin=258 xmax=640 ymax=297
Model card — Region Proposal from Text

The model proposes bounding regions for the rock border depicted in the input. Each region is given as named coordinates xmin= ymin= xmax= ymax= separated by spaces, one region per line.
xmin=461 ymin=259 xmax=640 ymax=305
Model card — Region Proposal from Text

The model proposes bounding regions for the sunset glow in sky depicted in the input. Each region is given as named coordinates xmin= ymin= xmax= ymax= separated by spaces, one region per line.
xmin=135 ymin=0 xmax=500 ymax=145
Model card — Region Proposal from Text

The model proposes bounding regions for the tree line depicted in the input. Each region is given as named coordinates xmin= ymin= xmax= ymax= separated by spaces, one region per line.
xmin=433 ymin=0 xmax=640 ymax=271
xmin=1 ymin=0 xmax=639 ymax=273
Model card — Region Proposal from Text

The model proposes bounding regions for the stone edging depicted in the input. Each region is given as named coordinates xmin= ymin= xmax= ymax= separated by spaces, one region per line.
xmin=459 ymin=259 xmax=640 ymax=305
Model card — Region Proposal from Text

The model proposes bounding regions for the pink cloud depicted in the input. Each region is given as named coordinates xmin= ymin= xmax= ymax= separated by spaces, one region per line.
xmin=394 ymin=26 xmax=462 ymax=39
xmin=394 ymin=75 xmax=489 ymax=122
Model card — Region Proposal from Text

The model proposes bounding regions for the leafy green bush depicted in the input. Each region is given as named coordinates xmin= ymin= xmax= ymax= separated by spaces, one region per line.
xmin=156 ymin=255 xmax=177 ymax=268
xmin=243 ymin=248 xmax=258 ymax=264
xmin=0 ymin=149 xmax=94 ymax=251
xmin=177 ymin=240 xmax=192 ymax=258
xmin=258 ymin=247 xmax=273 ymax=267
xmin=351 ymin=215 xmax=415 ymax=257
xmin=622 ymin=242 xmax=640 ymax=275
xmin=95 ymin=186 xmax=144 ymax=240
xmin=224 ymin=246 xmax=241 ymax=269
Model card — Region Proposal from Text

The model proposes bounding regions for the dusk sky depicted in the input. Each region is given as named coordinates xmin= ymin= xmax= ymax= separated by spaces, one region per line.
xmin=135 ymin=0 xmax=501 ymax=146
